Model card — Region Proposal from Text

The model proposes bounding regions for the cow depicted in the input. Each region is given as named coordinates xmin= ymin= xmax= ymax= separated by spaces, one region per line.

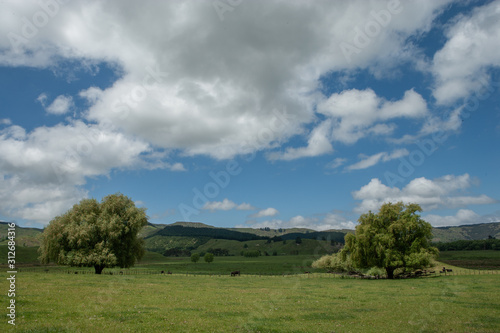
xmin=231 ymin=270 xmax=240 ymax=276
xmin=167 ymin=271 xmax=172 ymax=275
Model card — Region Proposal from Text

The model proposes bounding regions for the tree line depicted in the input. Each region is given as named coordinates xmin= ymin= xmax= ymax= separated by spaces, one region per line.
xmin=433 ymin=238 xmax=499 ymax=251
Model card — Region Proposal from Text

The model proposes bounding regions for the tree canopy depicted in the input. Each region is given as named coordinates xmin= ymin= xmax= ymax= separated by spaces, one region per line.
xmin=39 ymin=193 xmax=148 ymax=274
xmin=314 ymin=202 xmax=438 ymax=279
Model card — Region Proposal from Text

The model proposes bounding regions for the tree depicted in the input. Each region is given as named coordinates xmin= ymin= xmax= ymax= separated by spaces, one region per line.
xmin=39 ymin=193 xmax=148 ymax=274
xmin=295 ymin=236 xmax=302 ymax=244
xmin=191 ymin=253 xmax=200 ymax=263
xmin=341 ymin=202 xmax=438 ymax=279
xmin=204 ymin=252 xmax=214 ymax=263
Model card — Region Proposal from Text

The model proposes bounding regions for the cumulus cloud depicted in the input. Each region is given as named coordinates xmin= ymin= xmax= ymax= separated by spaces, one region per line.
xmin=317 ymin=89 xmax=428 ymax=144
xmin=0 ymin=121 xmax=179 ymax=223
xmin=352 ymin=174 xmax=497 ymax=214
xmin=432 ymin=0 xmax=500 ymax=105
xmin=0 ymin=0 xmax=451 ymax=160
xmin=346 ymin=148 xmax=409 ymax=171
xmin=424 ymin=209 xmax=482 ymax=227
xmin=250 ymin=207 xmax=279 ymax=218
xmin=267 ymin=120 xmax=333 ymax=161
xmin=202 ymin=199 xmax=255 ymax=212
xmin=37 ymin=94 xmax=74 ymax=115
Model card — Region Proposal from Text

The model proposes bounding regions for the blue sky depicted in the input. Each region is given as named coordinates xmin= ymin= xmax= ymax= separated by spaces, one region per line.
xmin=0 ymin=0 xmax=499 ymax=230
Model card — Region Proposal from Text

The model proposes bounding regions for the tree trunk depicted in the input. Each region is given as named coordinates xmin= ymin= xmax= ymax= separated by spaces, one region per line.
xmin=386 ymin=267 xmax=395 ymax=279
xmin=94 ymin=265 xmax=105 ymax=275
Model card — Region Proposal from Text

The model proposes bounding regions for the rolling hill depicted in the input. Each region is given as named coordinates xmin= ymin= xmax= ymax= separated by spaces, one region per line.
xmin=3 ymin=220 xmax=500 ymax=257
xmin=432 ymin=222 xmax=500 ymax=242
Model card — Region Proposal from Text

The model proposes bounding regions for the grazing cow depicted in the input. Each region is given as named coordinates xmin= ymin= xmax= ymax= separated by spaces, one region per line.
xmin=446 ymin=269 xmax=453 ymax=272
xmin=161 ymin=270 xmax=165 ymax=274
xmin=167 ymin=271 xmax=172 ymax=275
xmin=304 ymin=271 xmax=310 ymax=274
xmin=231 ymin=270 xmax=240 ymax=276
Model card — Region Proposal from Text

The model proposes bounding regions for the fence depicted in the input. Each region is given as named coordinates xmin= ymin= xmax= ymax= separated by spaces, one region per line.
xmin=16 ymin=267 xmax=500 ymax=278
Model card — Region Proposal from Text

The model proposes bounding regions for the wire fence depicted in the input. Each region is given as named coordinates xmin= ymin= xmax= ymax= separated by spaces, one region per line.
xmin=16 ymin=267 xmax=500 ymax=278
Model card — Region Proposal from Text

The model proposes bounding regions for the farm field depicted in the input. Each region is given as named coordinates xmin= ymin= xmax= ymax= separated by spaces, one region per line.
xmin=438 ymin=250 xmax=500 ymax=270
xmin=16 ymin=254 xmax=324 ymax=276
xmin=1 ymin=271 xmax=499 ymax=332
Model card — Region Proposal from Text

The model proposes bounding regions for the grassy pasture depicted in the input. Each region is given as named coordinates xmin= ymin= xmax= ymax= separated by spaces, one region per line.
xmin=16 ymin=255 xmax=321 ymax=276
xmin=438 ymin=250 xmax=500 ymax=270
xmin=1 ymin=272 xmax=499 ymax=332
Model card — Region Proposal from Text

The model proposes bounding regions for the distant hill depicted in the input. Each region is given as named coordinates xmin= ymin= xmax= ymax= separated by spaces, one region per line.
xmin=432 ymin=222 xmax=500 ymax=242
xmin=0 ymin=221 xmax=42 ymax=247
xmin=3 ymin=220 xmax=500 ymax=255
xmin=149 ymin=224 xmax=267 ymax=242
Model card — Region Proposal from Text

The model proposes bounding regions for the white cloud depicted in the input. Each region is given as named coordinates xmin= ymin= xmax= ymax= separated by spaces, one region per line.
xmin=267 ymin=120 xmax=333 ymax=161
xmin=346 ymin=148 xmax=409 ymax=171
xmin=326 ymin=157 xmax=347 ymax=169
xmin=0 ymin=0 xmax=450 ymax=160
xmin=352 ymin=174 xmax=497 ymax=214
xmin=38 ymin=94 xmax=74 ymax=115
xmin=0 ymin=119 xmax=12 ymax=125
xmin=432 ymin=0 xmax=500 ymax=105
xmin=250 ymin=207 xmax=279 ymax=218
xmin=423 ymin=209 xmax=488 ymax=227
xmin=202 ymin=198 xmax=255 ymax=212
xmin=0 ymin=121 xmax=178 ymax=223
xmin=317 ymin=88 xmax=428 ymax=144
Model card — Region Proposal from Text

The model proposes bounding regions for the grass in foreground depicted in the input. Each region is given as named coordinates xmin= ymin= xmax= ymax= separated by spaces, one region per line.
xmin=1 ymin=272 xmax=499 ymax=332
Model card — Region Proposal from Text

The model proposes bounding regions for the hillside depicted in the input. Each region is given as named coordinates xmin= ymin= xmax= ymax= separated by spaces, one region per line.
xmin=432 ymin=222 xmax=500 ymax=242
xmin=3 ymin=220 xmax=500 ymax=254
xmin=0 ymin=221 xmax=42 ymax=246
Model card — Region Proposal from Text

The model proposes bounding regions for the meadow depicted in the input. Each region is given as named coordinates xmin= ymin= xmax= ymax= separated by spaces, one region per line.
xmin=437 ymin=250 xmax=500 ymax=270
xmin=1 ymin=270 xmax=499 ymax=332
xmin=0 ymin=253 xmax=499 ymax=332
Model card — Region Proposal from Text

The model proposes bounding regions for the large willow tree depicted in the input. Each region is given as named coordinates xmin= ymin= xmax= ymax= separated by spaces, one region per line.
xmin=39 ymin=193 xmax=148 ymax=274
xmin=342 ymin=202 xmax=438 ymax=279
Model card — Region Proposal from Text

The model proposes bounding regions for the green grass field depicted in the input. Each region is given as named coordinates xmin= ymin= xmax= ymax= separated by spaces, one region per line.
xmin=438 ymin=250 xmax=500 ymax=270
xmin=16 ymin=254 xmax=323 ymax=276
xmin=1 ymin=271 xmax=499 ymax=332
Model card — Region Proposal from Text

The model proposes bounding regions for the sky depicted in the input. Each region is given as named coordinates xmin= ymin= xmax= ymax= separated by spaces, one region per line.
xmin=0 ymin=0 xmax=499 ymax=230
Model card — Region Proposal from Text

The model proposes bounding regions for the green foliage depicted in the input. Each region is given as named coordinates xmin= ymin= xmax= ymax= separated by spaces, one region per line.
xmin=281 ymin=231 xmax=345 ymax=243
xmin=434 ymin=239 xmax=500 ymax=251
xmin=204 ymin=252 xmax=214 ymax=263
xmin=295 ymin=236 xmax=302 ymax=244
xmin=206 ymin=247 xmax=230 ymax=256
xmin=163 ymin=247 xmax=192 ymax=257
xmin=38 ymin=193 xmax=148 ymax=274
xmin=243 ymin=250 xmax=261 ymax=257
xmin=341 ymin=202 xmax=438 ymax=278
xmin=191 ymin=253 xmax=200 ymax=263
xmin=366 ymin=266 xmax=387 ymax=278
xmin=312 ymin=253 xmax=355 ymax=273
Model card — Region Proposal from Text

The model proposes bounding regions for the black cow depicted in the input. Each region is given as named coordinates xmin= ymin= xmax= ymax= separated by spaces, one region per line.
xmin=231 ymin=270 xmax=240 ymax=276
